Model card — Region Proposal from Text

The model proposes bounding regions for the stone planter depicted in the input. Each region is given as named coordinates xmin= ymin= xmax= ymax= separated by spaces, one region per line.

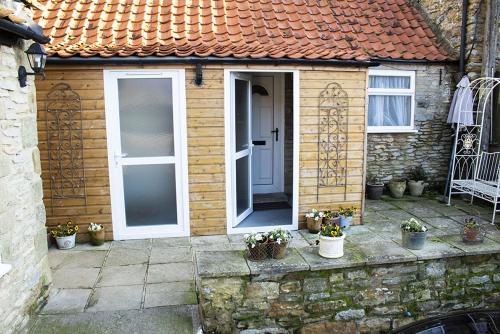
xmin=366 ymin=183 xmax=384 ymax=200
xmin=401 ymin=230 xmax=427 ymax=250
xmin=318 ymin=234 xmax=345 ymax=258
xmin=55 ymin=234 xmax=76 ymax=250
xmin=408 ymin=180 xmax=426 ymax=197
xmin=339 ymin=215 xmax=353 ymax=229
xmin=89 ymin=229 xmax=105 ymax=246
xmin=389 ymin=180 xmax=406 ymax=198
xmin=247 ymin=242 xmax=268 ymax=261
xmin=306 ymin=217 xmax=322 ymax=233
xmin=268 ymin=241 xmax=288 ymax=259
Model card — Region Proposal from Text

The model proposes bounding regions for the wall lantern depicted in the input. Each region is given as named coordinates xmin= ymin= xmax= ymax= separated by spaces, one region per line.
xmin=195 ymin=63 xmax=203 ymax=86
xmin=18 ymin=43 xmax=47 ymax=87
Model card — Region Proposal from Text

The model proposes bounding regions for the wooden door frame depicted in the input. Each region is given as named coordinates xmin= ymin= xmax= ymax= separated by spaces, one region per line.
xmin=224 ymin=69 xmax=300 ymax=234
xmin=103 ymin=69 xmax=190 ymax=240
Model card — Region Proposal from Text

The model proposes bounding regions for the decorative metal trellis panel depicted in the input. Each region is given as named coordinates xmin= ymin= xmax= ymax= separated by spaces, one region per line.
xmin=317 ymin=82 xmax=349 ymax=200
xmin=45 ymin=83 xmax=87 ymax=203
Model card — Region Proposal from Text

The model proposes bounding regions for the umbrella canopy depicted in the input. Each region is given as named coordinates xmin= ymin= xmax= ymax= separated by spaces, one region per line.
xmin=447 ymin=76 xmax=474 ymax=125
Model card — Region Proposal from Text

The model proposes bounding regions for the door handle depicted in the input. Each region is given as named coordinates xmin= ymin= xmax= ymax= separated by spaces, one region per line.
xmin=271 ymin=128 xmax=279 ymax=141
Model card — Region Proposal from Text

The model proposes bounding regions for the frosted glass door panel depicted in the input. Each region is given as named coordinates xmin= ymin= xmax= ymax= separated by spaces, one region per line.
xmin=236 ymin=156 xmax=250 ymax=216
xmin=123 ymin=164 xmax=177 ymax=227
xmin=235 ymin=79 xmax=249 ymax=152
xmin=118 ymin=78 xmax=174 ymax=157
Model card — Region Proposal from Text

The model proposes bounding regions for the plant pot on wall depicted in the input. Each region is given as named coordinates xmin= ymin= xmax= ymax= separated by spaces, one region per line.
xmin=318 ymin=234 xmax=345 ymax=258
xmin=268 ymin=241 xmax=288 ymax=259
xmin=55 ymin=234 xmax=76 ymax=250
xmin=389 ymin=180 xmax=406 ymax=198
xmin=401 ymin=230 xmax=427 ymax=250
xmin=306 ymin=217 xmax=322 ymax=234
xmin=366 ymin=183 xmax=384 ymax=200
xmin=408 ymin=180 xmax=427 ymax=197
xmin=89 ymin=229 xmax=105 ymax=246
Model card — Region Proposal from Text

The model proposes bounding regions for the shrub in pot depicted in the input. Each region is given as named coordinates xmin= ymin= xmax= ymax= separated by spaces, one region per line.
xmin=407 ymin=166 xmax=428 ymax=197
xmin=88 ymin=222 xmax=105 ymax=246
xmin=268 ymin=228 xmax=292 ymax=259
xmin=462 ymin=217 xmax=483 ymax=243
xmin=305 ymin=209 xmax=324 ymax=233
xmin=366 ymin=176 xmax=384 ymax=200
xmin=51 ymin=221 xmax=79 ymax=250
xmin=339 ymin=206 xmax=356 ymax=229
xmin=244 ymin=232 xmax=269 ymax=261
xmin=324 ymin=210 xmax=341 ymax=225
xmin=401 ymin=218 xmax=428 ymax=250
xmin=389 ymin=179 xmax=406 ymax=198
xmin=317 ymin=223 xmax=345 ymax=258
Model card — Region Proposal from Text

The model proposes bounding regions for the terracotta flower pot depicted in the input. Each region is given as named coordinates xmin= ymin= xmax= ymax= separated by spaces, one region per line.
xmin=463 ymin=227 xmax=480 ymax=242
xmin=89 ymin=229 xmax=105 ymax=246
xmin=306 ymin=217 xmax=322 ymax=233
xmin=247 ymin=242 xmax=268 ymax=261
xmin=268 ymin=241 xmax=288 ymax=259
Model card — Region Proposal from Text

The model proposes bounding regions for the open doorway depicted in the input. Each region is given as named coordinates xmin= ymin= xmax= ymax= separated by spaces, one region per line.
xmin=225 ymin=70 xmax=297 ymax=233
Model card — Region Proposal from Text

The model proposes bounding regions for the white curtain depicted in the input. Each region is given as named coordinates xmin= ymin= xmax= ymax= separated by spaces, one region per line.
xmin=368 ymin=76 xmax=411 ymax=127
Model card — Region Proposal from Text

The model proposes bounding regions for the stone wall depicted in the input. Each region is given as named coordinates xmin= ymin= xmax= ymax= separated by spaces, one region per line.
xmin=0 ymin=2 xmax=51 ymax=333
xmin=198 ymin=254 xmax=500 ymax=333
xmin=366 ymin=63 xmax=456 ymax=186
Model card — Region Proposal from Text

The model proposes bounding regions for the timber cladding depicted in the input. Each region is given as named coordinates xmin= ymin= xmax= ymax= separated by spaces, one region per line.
xmin=36 ymin=64 xmax=367 ymax=240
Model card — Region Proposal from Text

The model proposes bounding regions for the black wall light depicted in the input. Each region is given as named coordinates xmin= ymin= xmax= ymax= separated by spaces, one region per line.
xmin=18 ymin=43 xmax=47 ymax=87
xmin=195 ymin=63 xmax=203 ymax=86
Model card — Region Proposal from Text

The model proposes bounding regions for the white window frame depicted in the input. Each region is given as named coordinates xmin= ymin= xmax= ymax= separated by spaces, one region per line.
xmin=367 ymin=69 xmax=416 ymax=133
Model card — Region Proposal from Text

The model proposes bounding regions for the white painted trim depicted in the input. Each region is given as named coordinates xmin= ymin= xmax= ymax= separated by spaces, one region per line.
xmin=103 ymin=69 xmax=190 ymax=240
xmin=367 ymin=69 xmax=416 ymax=133
xmin=225 ymin=69 xmax=299 ymax=234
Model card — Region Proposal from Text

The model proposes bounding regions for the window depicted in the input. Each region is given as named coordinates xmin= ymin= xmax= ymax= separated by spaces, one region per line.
xmin=367 ymin=69 xmax=415 ymax=133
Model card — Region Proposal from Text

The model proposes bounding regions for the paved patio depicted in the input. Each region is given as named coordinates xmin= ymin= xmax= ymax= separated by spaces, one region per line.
xmin=27 ymin=196 xmax=500 ymax=333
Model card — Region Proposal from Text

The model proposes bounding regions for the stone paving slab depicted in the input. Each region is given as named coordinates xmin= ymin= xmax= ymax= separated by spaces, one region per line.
xmin=152 ymin=237 xmax=191 ymax=248
xmin=196 ymin=251 xmax=249 ymax=278
xmin=52 ymin=267 xmax=100 ymax=289
xmin=147 ymin=262 xmax=195 ymax=283
xmin=365 ymin=199 xmax=399 ymax=211
xmin=87 ymin=285 xmax=143 ymax=312
xmin=355 ymin=239 xmax=417 ymax=265
xmin=111 ymin=239 xmax=152 ymax=250
xmin=392 ymin=236 xmax=465 ymax=261
xmin=191 ymin=235 xmax=230 ymax=246
xmin=72 ymin=242 xmax=112 ymax=251
xmin=246 ymin=248 xmax=309 ymax=275
xmin=105 ymin=247 xmax=150 ymax=266
xmin=297 ymin=243 xmax=366 ymax=271
xmin=96 ymin=264 xmax=147 ymax=287
xmin=144 ymin=282 xmax=197 ymax=308
xmin=48 ymin=250 xmax=107 ymax=270
xmin=150 ymin=246 xmax=193 ymax=264
xmin=41 ymin=289 xmax=92 ymax=314
xmin=438 ymin=234 xmax=500 ymax=256
xmin=290 ymin=231 xmax=312 ymax=248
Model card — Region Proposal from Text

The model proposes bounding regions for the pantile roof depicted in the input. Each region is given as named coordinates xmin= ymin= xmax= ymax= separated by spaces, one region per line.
xmin=33 ymin=0 xmax=450 ymax=61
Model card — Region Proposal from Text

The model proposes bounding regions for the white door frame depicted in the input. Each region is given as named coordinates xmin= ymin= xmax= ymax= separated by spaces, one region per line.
xmin=252 ymin=74 xmax=285 ymax=194
xmin=103 ymin=69 xmax=190 ymax=240
xmin=224 ymin=69 xmax=300 ymax=234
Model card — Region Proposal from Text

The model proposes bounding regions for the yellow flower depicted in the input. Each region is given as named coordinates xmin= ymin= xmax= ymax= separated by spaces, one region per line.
xmin=74 ymin=226 xmax=79 ymax=231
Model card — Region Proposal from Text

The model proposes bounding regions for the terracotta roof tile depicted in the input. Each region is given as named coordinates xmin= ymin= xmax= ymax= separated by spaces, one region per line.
xmin=34 ymin=0 xmax=450 ymax=61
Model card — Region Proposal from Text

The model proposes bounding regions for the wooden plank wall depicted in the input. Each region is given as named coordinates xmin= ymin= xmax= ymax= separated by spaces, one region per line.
xmin=36 ymin=64 xmax=367 ymax=239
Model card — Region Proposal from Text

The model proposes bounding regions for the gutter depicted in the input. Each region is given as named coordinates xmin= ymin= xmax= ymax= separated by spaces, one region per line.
xmin=0 ymin=18 xmax=50 ymax=44
xmin=46 ymin=55 xmax=380 ymax=67
xmin=373 ymin=57 xmax=458 ymax=65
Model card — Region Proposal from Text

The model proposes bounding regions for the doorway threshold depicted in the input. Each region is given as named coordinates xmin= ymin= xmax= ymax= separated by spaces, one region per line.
xmin=235 ymin=208 xmax=292 ymax=228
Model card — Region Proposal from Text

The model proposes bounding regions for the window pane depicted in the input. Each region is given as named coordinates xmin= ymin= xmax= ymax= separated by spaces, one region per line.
xmin=368 ymin=95 xmax=412 ymax=126
xmin=118 ymin=78 xmax=174 ymax=157
xmin=235 ymin=79 xmax=249 ymax=152
xmin=369 ymin=75 xmax=410 ymax=89
xmin=123 ymin=164 xmax=177 ymax=226
xmin=236 ymin=156 xmax=250 ymax=216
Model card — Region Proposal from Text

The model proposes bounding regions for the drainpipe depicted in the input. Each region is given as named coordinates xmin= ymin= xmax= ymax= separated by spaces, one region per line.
xmin=459 ymin=0 xmax=469 ymax=77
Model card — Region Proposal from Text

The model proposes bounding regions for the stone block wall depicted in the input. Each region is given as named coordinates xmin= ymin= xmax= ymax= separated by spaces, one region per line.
xmin=0 ymin=3 xmax=51 ymax=332
xmin=366 ymin=63 xmax=456 ymax=187
xmin=198 ymin=254 xmax=500 ymax=334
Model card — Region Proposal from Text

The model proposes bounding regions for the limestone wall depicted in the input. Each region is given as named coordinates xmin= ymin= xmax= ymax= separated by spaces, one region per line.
xmin=366 ymin=63 xmax=456 ymax=186
xmin=0 ymin=3 xmax=51 ymax=332
xmin=198 ymin=254 xmax=500 ymax=333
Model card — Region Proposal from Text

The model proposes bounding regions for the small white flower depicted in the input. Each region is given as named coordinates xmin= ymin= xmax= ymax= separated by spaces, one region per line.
xmin=256 ymin=234 xmax=262 ymax=241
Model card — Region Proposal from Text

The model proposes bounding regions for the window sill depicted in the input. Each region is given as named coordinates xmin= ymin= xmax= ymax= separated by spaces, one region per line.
xmin=367 ymin=128 xmax=418 ymax=134
xmin=0 ymin=263 xmax=12 ymax=279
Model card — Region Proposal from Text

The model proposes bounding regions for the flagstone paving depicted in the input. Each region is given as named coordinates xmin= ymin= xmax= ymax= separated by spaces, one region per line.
xmin=28 ymin=195 xmax=499 ymax=333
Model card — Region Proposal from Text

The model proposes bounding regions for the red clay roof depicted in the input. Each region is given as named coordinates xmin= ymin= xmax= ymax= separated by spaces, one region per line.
xmin=33 ymin=0 xmax=449 ymax=61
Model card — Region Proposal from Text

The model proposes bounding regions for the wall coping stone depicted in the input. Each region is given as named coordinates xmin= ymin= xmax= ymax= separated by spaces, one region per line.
xmin=195 ymin=226 xmax=500 ymax=278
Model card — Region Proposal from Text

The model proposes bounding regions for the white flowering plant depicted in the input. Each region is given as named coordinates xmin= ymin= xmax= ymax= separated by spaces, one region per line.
xmin=400 ymin=218 xmax=427 ymax=233
xmin=305 ymin=208 xmax=324 ymax=221
xmin=88 ymin=222 xmax=103 ymax=232
xmin=243 ymin=231 xmax=268 ymax=248
xmin=268 ymin=228 xmax=292 ymax=245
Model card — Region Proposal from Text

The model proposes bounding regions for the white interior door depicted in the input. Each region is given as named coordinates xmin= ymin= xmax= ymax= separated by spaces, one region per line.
xmin=231 ymin=73 xmax=253 ymax=226
xmin=104 ymin=70 xmax=189 ymax=240
xmin=252 ymin=75 xmax=284 ymax=194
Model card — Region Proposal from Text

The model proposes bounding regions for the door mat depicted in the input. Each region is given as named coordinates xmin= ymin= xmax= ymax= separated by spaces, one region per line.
xmin=253 ymin=202 xmax=292 ymax=211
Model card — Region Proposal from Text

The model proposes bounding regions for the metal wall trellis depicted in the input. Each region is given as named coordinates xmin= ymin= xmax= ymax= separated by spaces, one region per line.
xmin=317 ymin=82 xmax=349 ymax=201
xmin=45 ymin=83 xmax=87 ymax=205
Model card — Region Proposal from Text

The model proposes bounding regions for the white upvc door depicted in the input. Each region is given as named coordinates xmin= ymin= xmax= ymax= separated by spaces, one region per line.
xmin=104 ymin=70 xmax=189 ymax=240
xmin=231 ymin=73 xmax=253 ymax=226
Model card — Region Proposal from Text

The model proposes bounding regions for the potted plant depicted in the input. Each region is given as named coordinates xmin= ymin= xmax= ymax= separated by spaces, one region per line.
xmin=324 ymin=210 xmax=341 ymax=225
xmin=305 ymin=209 xmax=324 ymax=233
xmin=50 ymin=221 xmax=79 ymax=250
xmin=366 ymin=176 xmax=384 ymax=200
xmin=244 ymin=232 xmax=269 ymax=261
xmin=268 ymin=228 xmax=292 ymax=259
xmin=88 ymin=222 xmax=105 ymax=246
xmin=407 ymin=166 xmax=428 ymax=197
xmin=462 ymin=217 xmax=483 ymax=243
xmin=389 ymin=179 xmax=407 ymax=198
xmin=339 ymin=206 xmax=356 ymax=229
xmin=317 ymin=223 xmax=345 ymax=258
xmin=400 ymin=218 xmax=428 ymax=250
